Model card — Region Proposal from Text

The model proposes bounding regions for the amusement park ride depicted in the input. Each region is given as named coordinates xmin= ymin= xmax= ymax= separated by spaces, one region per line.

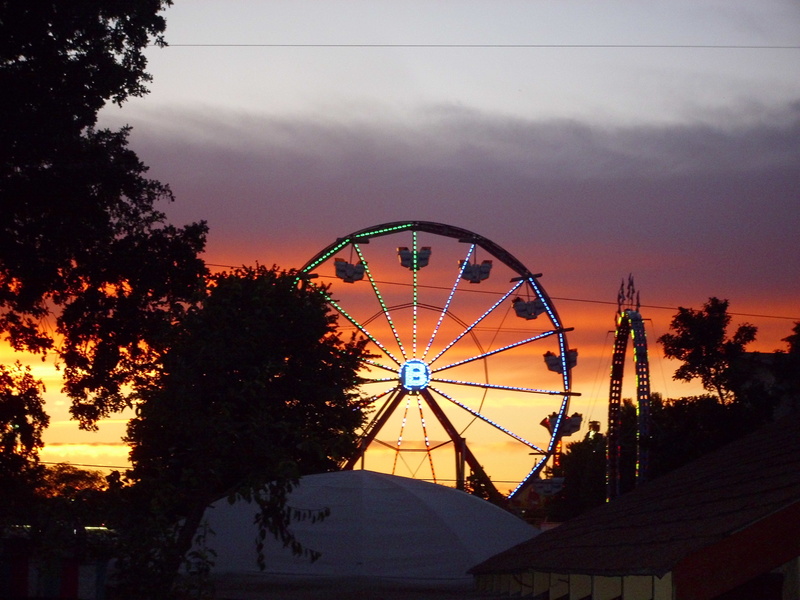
xmin=607 ymin=276 xmax=652 ymax=500
xmin=298 ymin=221 xmax=583 ymax=501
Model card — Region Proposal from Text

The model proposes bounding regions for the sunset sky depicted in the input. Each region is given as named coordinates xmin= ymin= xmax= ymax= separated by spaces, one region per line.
xmin=25 ymin=1 xmax=800 ymax=485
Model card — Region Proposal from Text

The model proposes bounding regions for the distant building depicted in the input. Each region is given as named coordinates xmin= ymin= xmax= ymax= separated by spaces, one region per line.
xmin=470 ymin=414 xmax=800 ymax=600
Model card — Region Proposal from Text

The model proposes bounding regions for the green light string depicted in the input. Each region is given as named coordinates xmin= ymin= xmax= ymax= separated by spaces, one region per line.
xmin=354 ymin=243 xmax=407 ymax=361
xmin=317 ymin=286 xmax=403 ymax=366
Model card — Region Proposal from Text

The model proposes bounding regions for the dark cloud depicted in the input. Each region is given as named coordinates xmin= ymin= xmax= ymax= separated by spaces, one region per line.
xmin=106 ymin=101 xmax=799 ymax=324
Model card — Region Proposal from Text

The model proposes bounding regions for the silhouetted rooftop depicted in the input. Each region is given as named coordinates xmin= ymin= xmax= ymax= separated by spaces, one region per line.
xmin=471 ymin=413 xmax=800 ymax=577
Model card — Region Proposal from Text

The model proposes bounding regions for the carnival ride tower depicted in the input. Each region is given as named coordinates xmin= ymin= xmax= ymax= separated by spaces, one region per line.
xmin=607 ymin=276 xmax=652 ymax=500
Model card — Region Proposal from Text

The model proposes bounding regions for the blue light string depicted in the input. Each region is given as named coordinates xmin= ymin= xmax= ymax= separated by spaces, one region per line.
xmin=428 ymin=278 xmax=525 ymax=366
xmin=433 ymin=328 xmax=559 ymax=373
xmin=509 ymin=459 xmax=549 ymax=497
xmin=526 ymin=275 xmax=562 ymax=329
xmin=421 ymin=244 xmax=473 ymax=360
xmin=429 ymin=386 xmax=545 ymax=454
xmin=431 ymin=377 xmax=566 ymax=396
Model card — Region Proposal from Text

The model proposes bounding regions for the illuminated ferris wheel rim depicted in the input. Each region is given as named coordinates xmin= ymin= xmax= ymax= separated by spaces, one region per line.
xmin=304 ymin=222 xmax=550 ymax=296
xmin=299 ymin=221 xmax=579 ymax=498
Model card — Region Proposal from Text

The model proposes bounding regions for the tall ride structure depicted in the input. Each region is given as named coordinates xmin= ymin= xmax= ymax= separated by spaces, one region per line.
xmin=607 ymin=276 xmax=652 ymax=500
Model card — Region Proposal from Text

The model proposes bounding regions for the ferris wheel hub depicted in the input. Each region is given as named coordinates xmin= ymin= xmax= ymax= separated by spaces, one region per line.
xmin=400 ymin=359 xmax=432 ymax=392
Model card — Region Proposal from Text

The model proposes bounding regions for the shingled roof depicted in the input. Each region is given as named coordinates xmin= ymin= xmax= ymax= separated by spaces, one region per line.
xmin=471 ymin=414 xmax=800 ymax=578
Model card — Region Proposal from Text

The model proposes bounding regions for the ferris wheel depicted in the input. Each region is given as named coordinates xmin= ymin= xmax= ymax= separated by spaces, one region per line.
xmin=299 ymin=221 xmax=580 ymax=499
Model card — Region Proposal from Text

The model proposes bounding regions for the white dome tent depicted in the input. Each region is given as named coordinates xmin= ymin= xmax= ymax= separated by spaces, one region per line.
xmin=200 ymin=470 xmax=538 ymax=597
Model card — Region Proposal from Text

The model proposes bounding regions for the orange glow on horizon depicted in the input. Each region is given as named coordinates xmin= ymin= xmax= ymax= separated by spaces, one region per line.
xmin=2 ymin=230 xmax=797 ymax=485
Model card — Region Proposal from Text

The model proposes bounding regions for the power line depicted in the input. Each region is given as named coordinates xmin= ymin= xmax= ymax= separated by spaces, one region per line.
xmin=41 ymin=461 xmax=128 ymax=470
xmin=162 ymin=43 xmax=800 ymax=49
xmin=204 ymin=263 xmax=800 ymax=321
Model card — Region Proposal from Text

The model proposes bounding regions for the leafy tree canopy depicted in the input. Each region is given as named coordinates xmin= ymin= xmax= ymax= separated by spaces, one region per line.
xmin=113 ymin=266 xmax=370 ymax=598
xmin=36 ymin=463 xmax=107 ymax=499
xmin=0 ymin=361 xmax=48 ymax=483
xmin=547 ymin=428 xmax=607 ymax=522
xmin=1 ymin=1 xmax=172 ymax=137
xmin=0 ymin=361 xmax=48 ymax=526
xmin=0 ymin=1 xmax=208 ymax=427
xmin=781 ymin=321 xmax=800 ymax=354
xmin=657 ymin=297 xmax=756 ymax=403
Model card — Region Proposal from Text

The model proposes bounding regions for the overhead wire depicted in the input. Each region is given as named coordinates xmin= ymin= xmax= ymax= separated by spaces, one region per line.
xmin=162 ymin=43 xmax=800 ymax=50
xmin=206 ymin=264 xmax=799 ymax=322
xmin=41 ymin=461 xmax=128 ymax=470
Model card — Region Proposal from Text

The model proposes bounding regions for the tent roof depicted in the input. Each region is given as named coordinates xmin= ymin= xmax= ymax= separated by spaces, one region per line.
xmin=471 ymin=414 xmax=800 ymax=577
xmin=203 ymin=469 xmax=537 ymax=582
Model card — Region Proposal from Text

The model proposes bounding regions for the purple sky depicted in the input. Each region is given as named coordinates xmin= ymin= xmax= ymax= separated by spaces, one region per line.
xmin=37 ymin=1 xmax=800 ymax=475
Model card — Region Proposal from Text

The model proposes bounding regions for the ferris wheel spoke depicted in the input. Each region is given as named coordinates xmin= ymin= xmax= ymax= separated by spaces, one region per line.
xmin=411 ymin=231 xmax=419 ymax=358
xmin=428 ymin=386 xmax=546 ymax=454
xmin=414 ymin=394 xmax=436 ymax=480
xmin=354 ymin=243 xmax=408 ymax=361
xmin=316 ymin=287 xmax=403 ymax=366
xmin=421 ymin=244 xmax=474 ymax=360
xmin=430 ymin=377 xmax=576 ymax=397
xmin=389 ymin=393 xmax=436 ymax=480
xmin=362 ymin=376 xmax=402 ymax=385
xmin=418 ymin=388 xmax=502 ymax=498
xmin=427 ymin=278 xmax=525 ymax=367
xmin=433 ymin=328 xmax=566 ymax=373
xmin=344 ymin=386 xmax=405 ymax=470
xmin=366 ymin=385 xmax=404 ymax=424
xmin=392 ymin=396 xmax=413 ymax=474
xmin=359 ymin=357 xmax=400 ymax=375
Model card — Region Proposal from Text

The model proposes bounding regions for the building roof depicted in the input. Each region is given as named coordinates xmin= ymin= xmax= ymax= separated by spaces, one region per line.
xmin=471 ymin=414 xmax=800 ymax=578
xmin=203 ymin=469 xmax=537 ymax=582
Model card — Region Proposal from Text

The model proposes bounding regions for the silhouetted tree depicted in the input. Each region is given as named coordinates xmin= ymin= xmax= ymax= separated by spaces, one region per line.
xmin=0 ymin=362 xmax=47 ymax=471
xmin=0 ymin=1 xmax=208 ymax=427
xmin=0 ymin=362 xmax=48 ymax=524
xmin=782 ymin=322 xmax=800 ymax=354
xmin=113 ymin=266 xmax=369 ymax=599
xmin=658 ymin=297 xmax=756 ymax=404
xmin=36 ymin=463 xmax=107 ymax=499
xmin=777 ymin=322 xmax=800 ymax=414
xmin=730 ymin=321 xmax=800 ymax=418
xmin=547 ymin=429 xmax=607 ymax=522
xmin=465 ymin=468 xmax=497 ymax=503
xmin=646 ymin=393 xmax=756 ymax=478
